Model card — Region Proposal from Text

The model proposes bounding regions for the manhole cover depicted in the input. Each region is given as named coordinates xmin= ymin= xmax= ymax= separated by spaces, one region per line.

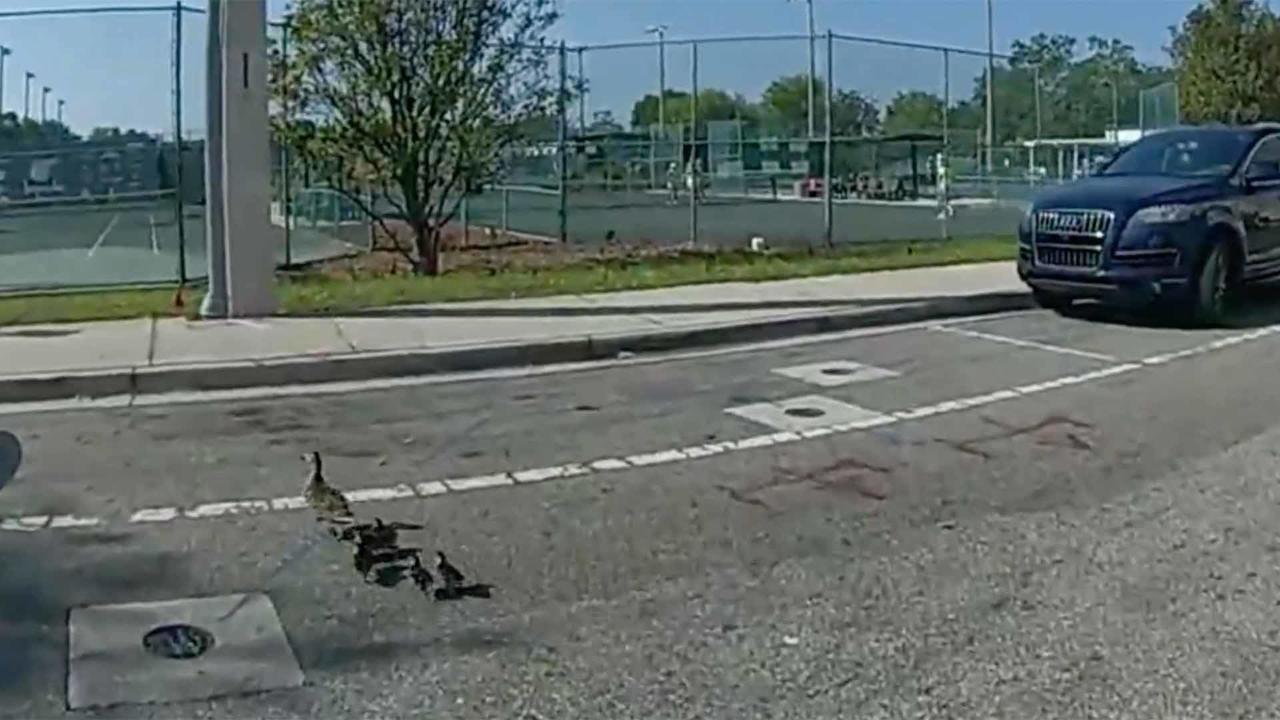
xmin=784 ymin=407 xmax=826 ymax=418
xmin=819 ymin=367 xmax=856 ymax=376
xmin=142 ymin=624 xmax=215 ymax=660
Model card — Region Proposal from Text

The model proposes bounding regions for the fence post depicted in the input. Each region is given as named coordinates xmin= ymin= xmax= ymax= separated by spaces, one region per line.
xmin=501 ymin=188 xmax=510 ymax=234
xmin=280 ymin=20 xmax=293 ymax=267
xmin=576 ymin=47 xmax=586 ymax=133
xmin=689 ymin=41 xmax=698 ymax=249
xmin=823 ymin=31 xmax=833 ymax=249
xmin=557 ymin=41 xmax=568 ymax=244
xmin=172 ymin=2 xmax=188 ymax=285
xmin=941 ymin=48 xmax=951 ymax=241
xmin=460 ymin=194 xmax=469 ymax=246
xmin=1031 ymin=64 xmax=1041 ymax=187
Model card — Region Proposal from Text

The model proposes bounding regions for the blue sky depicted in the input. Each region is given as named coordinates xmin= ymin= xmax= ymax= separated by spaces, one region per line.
xmin=0 ymin=0 xmax=1202 ymax=137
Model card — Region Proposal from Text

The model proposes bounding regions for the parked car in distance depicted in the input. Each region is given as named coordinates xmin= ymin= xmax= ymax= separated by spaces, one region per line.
xmin=1017 ymin=124 xmax=1280 ymax=324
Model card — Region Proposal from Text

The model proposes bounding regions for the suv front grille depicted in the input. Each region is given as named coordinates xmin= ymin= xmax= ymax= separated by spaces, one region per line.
xmin=1033 ymin=209 xmax=1113 ymax=237
xmin=1032 ymin=208 xmax=1113 ymax=270
xmin=1036 ymin=246 xmax=1102 ymax=268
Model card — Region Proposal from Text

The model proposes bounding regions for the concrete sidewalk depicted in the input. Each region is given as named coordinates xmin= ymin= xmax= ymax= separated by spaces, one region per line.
xmin=0 ymin=261 xmax=1029 ymax=403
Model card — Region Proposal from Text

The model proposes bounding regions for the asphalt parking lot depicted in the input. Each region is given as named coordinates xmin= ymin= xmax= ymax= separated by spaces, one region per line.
xmin=5 ymin=303 xmax=1280 ymax=718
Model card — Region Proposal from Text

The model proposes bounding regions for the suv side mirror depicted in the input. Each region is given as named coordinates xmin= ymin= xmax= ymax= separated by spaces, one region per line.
xmin=1245 ymin=162 xmax=1280 ymax=185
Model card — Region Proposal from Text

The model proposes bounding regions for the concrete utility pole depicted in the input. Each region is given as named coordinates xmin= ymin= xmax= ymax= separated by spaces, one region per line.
xmin=200 ymin=0 xmax=276 ymax=318
xmin=57 ymin=99 xmax=65 ymax=125
xmin=40 ymin=86 xmax=49 ymax=123
xmin=200 ymin=0 xmax=228 ymax=318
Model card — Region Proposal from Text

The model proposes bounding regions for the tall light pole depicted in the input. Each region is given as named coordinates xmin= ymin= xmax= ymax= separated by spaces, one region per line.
xmin=40 ymin=86 xmax=49 ymax=123
xmin=22 ymin=71 xmax=33 ymax=121
xmin=644 ymin=25 xmax=668 ymax=138
xmin=0 ymin=46 xmax=10 ymax=118
xmin=1101 ymin=76 xmax=1119 ymax=145
xmin=984 ymin=0 xmax=995 ymax=174
xmin=787 ymin=0 xmax=817 ymax=138
xmin=806 ymin=0 xmax=816 ymax=138
xmin=56 ymin=98 xmax=65 ymax=125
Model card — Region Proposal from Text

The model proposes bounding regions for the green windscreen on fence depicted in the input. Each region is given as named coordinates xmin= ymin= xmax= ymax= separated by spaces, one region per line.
xmin=1139 ymin=82 xmax=1180 ymax=133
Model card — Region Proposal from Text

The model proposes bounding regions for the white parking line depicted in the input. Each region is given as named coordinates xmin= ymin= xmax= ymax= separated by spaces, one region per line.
xmin=87 ymin=213 xmax=121 ymax=258
xmin=148 ymin=214 xmax=159 ymax=254
xmin=931 ymin=324 xmax=1118 ymax=362
xmin=5 ymin=323 xmax=1276 ymax=534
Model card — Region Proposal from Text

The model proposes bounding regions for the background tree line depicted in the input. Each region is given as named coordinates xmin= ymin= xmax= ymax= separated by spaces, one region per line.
xmin=612 ymin=33 xmax=1172 ymax=144
xmin=0 ymin=110 xmax=162 ymax=153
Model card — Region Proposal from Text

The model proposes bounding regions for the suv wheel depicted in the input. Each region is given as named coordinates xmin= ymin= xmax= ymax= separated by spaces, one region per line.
xmin=1191 ymin=242 xmax=1232 ymax=326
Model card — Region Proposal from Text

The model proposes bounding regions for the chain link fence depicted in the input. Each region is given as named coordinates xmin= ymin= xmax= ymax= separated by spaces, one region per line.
xmin=0 ymin=3 xmax=359 ymax=293
xmin=1 ymin=9 xmax=1153 ymax=291
xmin=1139 ymin=81 xmax=1181 ymax=133
xmin=452 ymin=33 xmax=1037 ymax=250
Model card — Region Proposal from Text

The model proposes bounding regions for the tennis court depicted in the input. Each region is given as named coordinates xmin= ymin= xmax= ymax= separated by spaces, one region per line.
xmin=0 ymin=190 xmax=364 ymax=291
xmin=467 ymin=184 xmax=1027 ymax=247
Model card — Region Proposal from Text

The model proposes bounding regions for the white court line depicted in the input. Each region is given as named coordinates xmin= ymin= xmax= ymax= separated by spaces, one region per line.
xmin=0 ymin=310 xmax=1038 ymax=418
xmin=931 ymin=324 xmax=1119 ymax=362
xmin=87 ymin=213 xmax=121 ymax=258
xmin=4 ymin=323 xmax=1276 ymax=534
xmin=148 ymin=214 xmax=159 ymax=254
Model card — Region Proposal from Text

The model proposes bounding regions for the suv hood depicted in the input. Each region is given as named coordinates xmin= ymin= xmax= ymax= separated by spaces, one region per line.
xmin=1033 ymin=174 xmax=1225 ymax=212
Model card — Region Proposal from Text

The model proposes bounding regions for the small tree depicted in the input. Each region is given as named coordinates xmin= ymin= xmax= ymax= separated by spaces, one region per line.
xmin=275 ymin=0 xmax=558 ymax=275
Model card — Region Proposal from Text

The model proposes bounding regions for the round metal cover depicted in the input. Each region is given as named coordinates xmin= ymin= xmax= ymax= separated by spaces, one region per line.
xmin=783 ymin=407 xmax=826 ymax=418
xmin=0 ymin=431 xmax=21 ymax=493
xmin=142 ymin=624 xmax=216 ymax=660
xmin=819 ymin=367 xmax=856 ymax=376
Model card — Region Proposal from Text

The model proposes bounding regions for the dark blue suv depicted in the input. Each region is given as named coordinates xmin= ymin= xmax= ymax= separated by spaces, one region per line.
xmin=1017 ymin=124 xmax=1280 ymax=323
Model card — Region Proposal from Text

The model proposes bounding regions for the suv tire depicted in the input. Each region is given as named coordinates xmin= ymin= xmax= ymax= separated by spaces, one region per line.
xmin=1190 ymin=242 xmax=1232 ymax=326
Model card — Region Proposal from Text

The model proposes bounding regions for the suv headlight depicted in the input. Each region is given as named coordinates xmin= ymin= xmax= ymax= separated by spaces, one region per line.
xmin=1132 ymin=203 xmax=1194 ymax=225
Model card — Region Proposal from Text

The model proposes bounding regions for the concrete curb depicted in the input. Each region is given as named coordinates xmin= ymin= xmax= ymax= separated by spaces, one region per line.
xmin=0 ymin=291 xmax=1034 ymax=404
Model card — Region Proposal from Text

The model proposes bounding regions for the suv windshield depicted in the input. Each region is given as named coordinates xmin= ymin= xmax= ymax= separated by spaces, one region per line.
xmin=1100 ymin=130 xmax=1255 ymax=178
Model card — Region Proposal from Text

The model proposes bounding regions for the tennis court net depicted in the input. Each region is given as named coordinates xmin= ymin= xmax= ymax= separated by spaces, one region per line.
xmin=481 ymin=180 xmax=794 ymax=212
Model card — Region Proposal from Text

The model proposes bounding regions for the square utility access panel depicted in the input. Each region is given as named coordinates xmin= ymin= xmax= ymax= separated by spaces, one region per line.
xmin=67 ymin=593 xmax=304 ymax=710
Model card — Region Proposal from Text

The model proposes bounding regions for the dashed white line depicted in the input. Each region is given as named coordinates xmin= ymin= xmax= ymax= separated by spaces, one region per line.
xmin=345 ymin=484 xmax=416 ymax=502
xmin=931 ymin=324 xmax=1119 ymax=362
xmin=443 ymin=473 xmax=512 ymax=492
xmin=4 ymin=324 xmax=1277 ymax=533
xmin=148 ymin=213 xmax=159 ymax=254
xmin=87 ymin=213 xmax=121 ymax=257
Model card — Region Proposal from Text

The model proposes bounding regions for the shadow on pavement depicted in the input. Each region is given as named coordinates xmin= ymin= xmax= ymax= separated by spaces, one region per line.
xmin=0 ymin=534 xmax=193 ymax=709
xmin=1056 ymin=287 xmax=1280 ymax=331
xmin=294 ymin=622 xmax=534 ymax=673
xmin=332 ymin=293 xmax=1025 ymax=319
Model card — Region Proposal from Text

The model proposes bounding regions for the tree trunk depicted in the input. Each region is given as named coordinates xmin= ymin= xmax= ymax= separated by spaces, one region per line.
xmin=413 ymin=223 xmax=440 ymax=276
